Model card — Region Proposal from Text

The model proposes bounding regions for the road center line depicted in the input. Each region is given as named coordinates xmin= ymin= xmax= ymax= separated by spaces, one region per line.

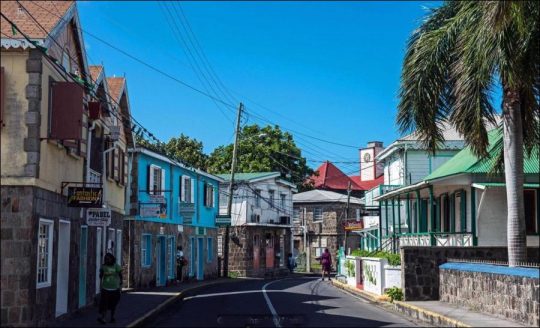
xmin=262 ymin=279 xmax=285 ymax=328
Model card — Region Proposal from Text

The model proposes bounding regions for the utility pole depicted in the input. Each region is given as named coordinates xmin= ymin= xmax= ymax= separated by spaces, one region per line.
xmin=343 ymin=181 xmax=352 ymax=254
xmin=223 ymin=103 xmax=243 ymax=278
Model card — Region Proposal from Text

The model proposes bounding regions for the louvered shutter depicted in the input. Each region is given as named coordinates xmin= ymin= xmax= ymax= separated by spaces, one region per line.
xmin=179 ymin=176 xmax=183 ymax=202
xmin=160 ymin=168 xmax=166 ymax=196
xmin=203 ymin=183 xmax=208 ymax=207
xmin=147 ymin=165 xmax=152 ymax=194
xmin=190 ymin=178 xmax=195 ymax=203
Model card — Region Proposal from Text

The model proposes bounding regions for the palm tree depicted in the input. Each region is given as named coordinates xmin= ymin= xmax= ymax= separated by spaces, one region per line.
xmin=397 ymin=1 xmax=539 ymax=266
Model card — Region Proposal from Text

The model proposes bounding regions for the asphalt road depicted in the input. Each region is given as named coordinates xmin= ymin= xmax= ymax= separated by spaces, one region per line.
xmin=147 ymin=277 xmax=416 ymax=327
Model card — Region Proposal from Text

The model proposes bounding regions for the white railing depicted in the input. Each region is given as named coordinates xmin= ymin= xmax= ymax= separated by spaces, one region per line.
xmin=434 ymin=233 xmax=473 ymax=247
xmin=89 ymin=169 xmax=101 ymax=184
xmin=399 ymin=234 xmax=431 ymax=247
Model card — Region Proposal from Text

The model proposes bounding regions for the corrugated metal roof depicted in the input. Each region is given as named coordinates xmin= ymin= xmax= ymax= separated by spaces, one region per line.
xmin=293 ymin=189 xmax=364 ymax=204
xmin=425 ymin=128 xmax=539 ymax=181
xmin=216 ymin=172 xmax=281 ymax=182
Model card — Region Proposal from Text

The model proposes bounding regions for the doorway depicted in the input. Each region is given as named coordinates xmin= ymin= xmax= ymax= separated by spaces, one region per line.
xmin=157 ymin=236 xmax=167 ymax=286
xmin=253 ymin=235 xmax=260 ymax=271
xmin=78 ymin=226 xmax=88 ymax=308
xmin=56 ymin=220 xmax=70 ymax=317
xmin=197 ymin=237 xmax=204 ymax=280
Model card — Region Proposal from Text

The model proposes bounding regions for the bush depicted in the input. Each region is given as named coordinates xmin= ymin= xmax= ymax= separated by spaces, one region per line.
xmin=345 ymin=260 xmax=355 ymax=277
xmin=350 ymin=249 xmax=401 ymax=266
xmin=228 ymin=271 xmax=239 ymax=279
xmin=385 ymin=286 xmax=403 ymax=302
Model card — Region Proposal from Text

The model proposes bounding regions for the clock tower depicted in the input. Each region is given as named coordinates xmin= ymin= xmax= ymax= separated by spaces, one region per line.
xmin=359 ymin=141 xmax=384 ymax=181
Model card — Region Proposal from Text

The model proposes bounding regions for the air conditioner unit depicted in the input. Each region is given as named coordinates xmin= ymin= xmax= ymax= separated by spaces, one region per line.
xmin=109 ymin=125 xmax=121 ymax=141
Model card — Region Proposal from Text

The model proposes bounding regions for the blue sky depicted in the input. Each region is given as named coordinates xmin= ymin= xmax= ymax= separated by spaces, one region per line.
xmin=78 ymin=1 xmax=440 ymax=173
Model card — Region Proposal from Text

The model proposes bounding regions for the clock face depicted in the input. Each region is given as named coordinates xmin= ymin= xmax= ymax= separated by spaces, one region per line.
xmin=363 ymin=153 xmax=371 ymax=162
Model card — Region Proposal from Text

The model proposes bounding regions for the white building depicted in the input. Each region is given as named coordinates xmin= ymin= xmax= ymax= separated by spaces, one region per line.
xmin=217 ymin=172 xmax=297 ymax=277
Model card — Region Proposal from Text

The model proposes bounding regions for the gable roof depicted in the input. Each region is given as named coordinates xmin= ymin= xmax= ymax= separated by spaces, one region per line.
xmin=424 ymin=128 xmax=539 ymax=182
xmin=349 ymin=175 xmax=384 ymax=191
xmin=106 ymin=77 xmax=125 ymax=102
xmin=293 ymin=189 xmax=364 ymax=205
xmin=217 ymin=172 xmax=281 ymax=183
xmin=1 ymin=1 xmax=73 ymax=41
xmin=311 ymin=161 xmax=363 ymax=191
xmin=89 ymin=65 xmax=103 ymax=83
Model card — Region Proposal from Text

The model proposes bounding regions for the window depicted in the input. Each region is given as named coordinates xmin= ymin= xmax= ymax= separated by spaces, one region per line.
xmin=313 ymin=208 xmax=323 ymax=221
xmin=207 ymin=238 xmax=213 ymax=262
xmin=37 ymin=219 xmax=54 ymax=288
xmin=269 ymin=190 xmax=275 ymax=207
xmin=141 ymin=234 xmax=152 ymax=267
xmin=280 ymin=194 xmax=286 ymax=210
xmin=181 ymin=176 xmax=193 ymax=203
xmin=255 ymin=189 xmax=261 ymax=207
xmin=524 ymin=189 xmax=538 ymax=234
xmin=152 ymin=166 xmax=162 ymax=194
xmin=293 ymin=208 xmax=300 ymax=222
xmin=204 ymin=184 xmax=215 ymax=208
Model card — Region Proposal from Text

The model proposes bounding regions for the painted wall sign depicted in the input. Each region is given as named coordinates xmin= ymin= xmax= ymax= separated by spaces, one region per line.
xmin=67 ymin=187 xmax=103 ymax=207
xmin=149 ymin=195 xmax=166 ymax=204
xmin=86 ymin=208 xmax=111 ymax=226
xmin=140 ymin=203 xmax=167 ymax=218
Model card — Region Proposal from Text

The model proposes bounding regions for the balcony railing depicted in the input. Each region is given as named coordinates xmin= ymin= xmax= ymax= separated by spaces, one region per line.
xmin=398 ymin=232 xmax=474 ymax=247
xmin=215 ymin=215 xmax=231 ymax=226
xmin=88 ymin=169 xmax=101 ymax=184
xmin=179 ymin=201 xmax=195 ymax=225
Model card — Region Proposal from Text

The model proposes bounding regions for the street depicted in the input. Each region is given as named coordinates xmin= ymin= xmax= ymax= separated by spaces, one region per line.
xmin=147 ymin=277 xmax=416 ymax=327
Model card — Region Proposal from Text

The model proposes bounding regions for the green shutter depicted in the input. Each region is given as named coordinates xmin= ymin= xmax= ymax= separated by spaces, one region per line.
xmin=450 ymin=193 xmax=455 ymax=233
xmin=460 ymin=190 xmax=467 ymax=232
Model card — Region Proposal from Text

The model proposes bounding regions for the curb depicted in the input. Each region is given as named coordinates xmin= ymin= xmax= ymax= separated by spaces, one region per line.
xmin=392 ymin=301 xmax=471 ymax=328
xmin=331 ymin=280 xmax=471 ymax=327
xmin=126 ymin=279 xmax=240 ymax=328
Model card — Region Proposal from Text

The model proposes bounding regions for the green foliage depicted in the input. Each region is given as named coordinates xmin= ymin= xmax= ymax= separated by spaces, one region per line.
xmin=351 ymin=249 xmax=401 ymax=266
xmin=135 ymin=134 xmax=208 ymax=170
xmin=207 ymin=124 xmax=314 ymax=190
xmin=397 ymin=1 xmax=539 ymax=159
xmin=228 ymin=271 xmax=239 ymax=279
xmin=345 ymin=260 xmax=355 ymax=277
xmin=385 ymin=287 xmax=403 ymax=302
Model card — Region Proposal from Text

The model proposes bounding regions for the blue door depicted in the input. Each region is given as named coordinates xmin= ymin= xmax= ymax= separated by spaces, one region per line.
xmin=197 ymin=237 xmax=204 ymax=280
xmin=79 ymin=226 xmax=88 ymax=307
xmin=158 ymin=236 xmax=167 ymax=286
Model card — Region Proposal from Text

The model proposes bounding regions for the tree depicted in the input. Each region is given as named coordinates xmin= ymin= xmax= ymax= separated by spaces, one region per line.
xmin=135 ymin=134 xmax=208 ymax=169
xmin=164 ymin=134 xmax=208 ymax=170
xmin=397 ymin=1 xmax=539 ymax=266
xmin=207 ymin=124 xmax=314 ymax=190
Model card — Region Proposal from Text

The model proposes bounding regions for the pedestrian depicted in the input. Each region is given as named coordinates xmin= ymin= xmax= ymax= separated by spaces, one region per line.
xmin=97 ymin=253 xmax=122 ymax=324
xmin=176 ymin=246 xmax=185 ymax=282
xmin=319 ymin=248 xmax=332 ymax=281
xmin=287 ymin=252 xmax=296 ymax=273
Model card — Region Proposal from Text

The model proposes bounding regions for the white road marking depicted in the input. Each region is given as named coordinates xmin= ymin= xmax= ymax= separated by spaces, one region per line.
xmin=262 ymin=279 xmax=285 ymax=328
xmin=183 ymin=289 xmax=281 ymax=301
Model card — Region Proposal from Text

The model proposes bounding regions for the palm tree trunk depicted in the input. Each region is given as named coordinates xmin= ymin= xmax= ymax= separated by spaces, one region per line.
xmin=502 ymin=87 xmax=527 ymax=267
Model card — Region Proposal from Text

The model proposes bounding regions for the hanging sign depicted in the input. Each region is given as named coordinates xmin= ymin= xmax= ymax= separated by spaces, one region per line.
xmin=344 ymin=220 xmax=364 ymax=231
xmin=67 ymin=186 xmax=103 ymax=207
xmin=86 ymin=208 xmax=111 ymax=226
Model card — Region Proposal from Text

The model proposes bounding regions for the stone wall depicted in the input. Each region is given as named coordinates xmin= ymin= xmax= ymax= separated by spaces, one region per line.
xmin=440 ymin=265 xmax=539 ymax=327
xmin=226 ymin=226 xmax=291 ymax=278
xmin=401 ymin=246 xmax=540 ymax=301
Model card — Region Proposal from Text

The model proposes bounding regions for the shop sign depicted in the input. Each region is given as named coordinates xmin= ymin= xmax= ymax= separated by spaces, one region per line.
xmin=86 ymin=208 xmax=111 ymax=226
xmin=149 ymin=195 xmax=166 ymax=204
xmin=344 ymin=220 xmax=364 ymax=231
xmin=67 ymin=187 xmax=103 ymax=207
xmin=140 ymin=203 xmax=167 ymax=218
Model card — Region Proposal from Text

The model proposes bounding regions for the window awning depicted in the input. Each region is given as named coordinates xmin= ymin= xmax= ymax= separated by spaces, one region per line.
xmin=472 ymin=183 xmax=540 ymax=190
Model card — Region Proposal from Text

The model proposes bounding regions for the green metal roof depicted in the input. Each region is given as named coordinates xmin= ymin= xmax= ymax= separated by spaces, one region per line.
xmin=216 ymin=172 xmax=281 ymax=182
xmin=473 ymin=182 xmax=540 ymax=188
xmin=425 ymin=128 xmax=539 ymax=181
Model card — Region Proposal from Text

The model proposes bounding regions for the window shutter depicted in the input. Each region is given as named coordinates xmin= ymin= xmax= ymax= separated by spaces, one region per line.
xmin=460 ymin=190 xmax=467 ymax=232
xmin=147 ymin=165 xmax=152 ymax=194
xmin=203 ymin=183 xmax=208 ymax=207
xmin=179 ymin=176 xmax=183 ymax=202
xmin=1 ymin=67 xmax=4 ymax=126
xmin=212 ymin=186 xmax=216 ymax=208
xmin=161 ymin=168 xmax=166 ymax=196
xmin=49 ymin=82 xmax=83 ymax=140
xmin=190 ymin=178 xmax=195 ymax=203
xmin=123 ymin=151 xmax=128 ymax=185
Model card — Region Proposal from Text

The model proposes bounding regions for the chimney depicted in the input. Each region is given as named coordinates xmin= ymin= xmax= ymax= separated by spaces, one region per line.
xmin=367 ymin=141 xmax=383 ymax=148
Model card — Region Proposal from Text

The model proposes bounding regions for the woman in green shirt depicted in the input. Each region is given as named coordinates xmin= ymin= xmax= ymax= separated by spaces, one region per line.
xmin=98 ymin=253 xmax=122 ymax=324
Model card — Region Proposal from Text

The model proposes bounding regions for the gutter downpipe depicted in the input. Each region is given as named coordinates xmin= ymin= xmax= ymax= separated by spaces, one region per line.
xmin=474 ymin=185 xmax=489 ymax=246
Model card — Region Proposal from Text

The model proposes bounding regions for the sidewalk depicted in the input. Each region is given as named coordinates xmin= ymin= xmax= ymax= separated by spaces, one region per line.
xmin=331 ymin=279 xmax=525 ymax=327
xmin=52 ymin=278 xmax=235 ymax=328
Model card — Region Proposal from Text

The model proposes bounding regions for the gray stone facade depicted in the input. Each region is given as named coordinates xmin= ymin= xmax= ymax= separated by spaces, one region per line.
xmin=440 ymin=267 xmax=539 ymax=327
xmin=292 ymin=203 xmax=361 ymax=270
xmin=224 ymin=226 xmax=292 ymax=278
xmin=24 ymin=49 xmax=42 ymax=178
xmin=123 ymin=221 xmax=218 ymax=289
xmin=401 ymin=246 xmax=540 ymax=301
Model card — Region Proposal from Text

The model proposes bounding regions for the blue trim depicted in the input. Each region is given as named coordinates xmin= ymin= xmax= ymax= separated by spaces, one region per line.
xmin=141 ymin=234 xmax=152 ymax=267
xmin=440 ymin=262 xmax=539 ymax=279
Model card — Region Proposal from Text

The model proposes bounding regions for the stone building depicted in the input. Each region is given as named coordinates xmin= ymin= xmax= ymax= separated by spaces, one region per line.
xmin=1 ymin=2 xmax=133 ymax=325
xmin=124 ymin=147 xmax=224 ymax=288
xmin=292 ymin=189 xmax=364 ymax=269
xmin=217 ymin=172 xmax=296 ymax=278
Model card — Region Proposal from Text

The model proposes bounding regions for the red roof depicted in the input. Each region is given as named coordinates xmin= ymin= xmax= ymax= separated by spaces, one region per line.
xmin=106 ymin=77 xmax=125 ymax=102
xmin=349 ymin=175 xmax=384 ymax=191
xmin=311 ymin=161 xmax=363 ymax=191
xmin=310 ymin=161 xmax=384 ymax=191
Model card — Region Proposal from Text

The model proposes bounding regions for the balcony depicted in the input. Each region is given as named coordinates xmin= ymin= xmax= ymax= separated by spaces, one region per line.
xmin=179 ymin=201 xmax=195 ymax=225
xmin=398 ymin=232 xmax=474 ymax=247
xmin=364 ymin=184 xmax=402 ymax=207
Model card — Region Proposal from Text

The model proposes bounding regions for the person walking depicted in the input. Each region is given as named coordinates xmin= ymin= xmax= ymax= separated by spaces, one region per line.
xmin=176 ymin=246 xmax=185 ymax=283
xmin=287 ymin=252 xmax=296 ymax=273
xmin=319 ymin=248 xmax=332 ymax=281
xmin=97 ymin=253 xmax=122 ymax=324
